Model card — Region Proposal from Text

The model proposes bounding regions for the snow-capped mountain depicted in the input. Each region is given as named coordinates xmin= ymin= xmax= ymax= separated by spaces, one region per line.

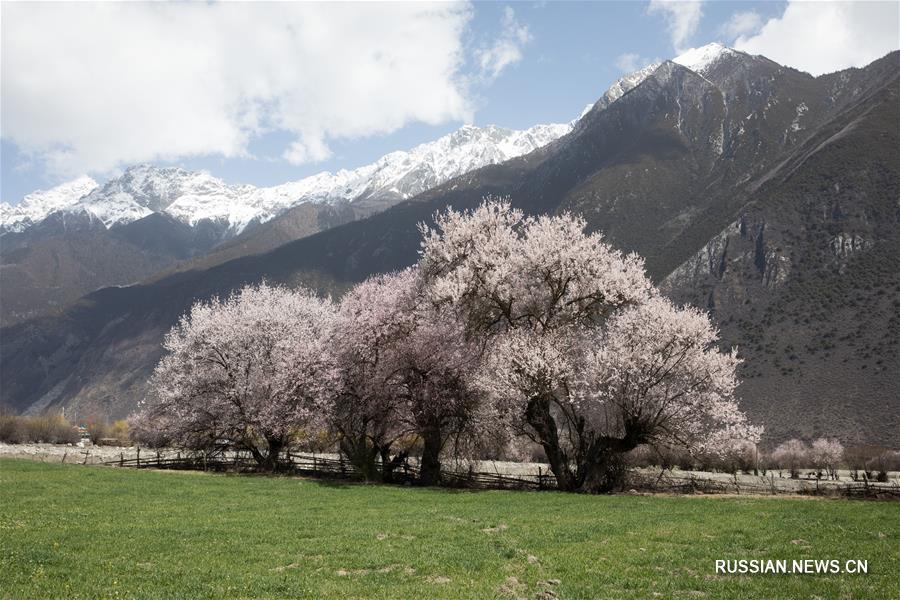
xmin=0 ymin=176 xmax=99 ymax=233
xmin=587 ymin=43 xmax=741 ymax=115
xmin=1 ymin=122 xmax=571 ymax=237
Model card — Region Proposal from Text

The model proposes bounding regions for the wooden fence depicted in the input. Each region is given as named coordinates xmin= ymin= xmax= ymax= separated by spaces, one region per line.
xmin=627 ymin=471 xmax=900 ymax=499
xmin=103 ymin=450 xmax=899 ymax=498
xmin=102 ymin=449 xmax=558 ymax=490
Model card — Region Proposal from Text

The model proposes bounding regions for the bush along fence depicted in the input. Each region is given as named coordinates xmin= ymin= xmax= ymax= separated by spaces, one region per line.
xmin=101 ymin=449 xmax=900 ymax=499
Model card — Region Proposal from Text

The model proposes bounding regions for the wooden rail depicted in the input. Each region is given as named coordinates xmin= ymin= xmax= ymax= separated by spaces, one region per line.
xmin=102 ymin=450 xmax=558 ymax=490
xmin=102 ymin=452 xmax=899 ymax=498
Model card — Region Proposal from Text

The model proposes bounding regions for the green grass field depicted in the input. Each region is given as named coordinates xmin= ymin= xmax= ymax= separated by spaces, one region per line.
xmin=1 ymin=459 xmax=897 ymax=599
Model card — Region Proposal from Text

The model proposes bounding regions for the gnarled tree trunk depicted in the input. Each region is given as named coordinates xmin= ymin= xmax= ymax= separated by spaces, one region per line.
xmin=418 ymin=424 xmax=443 ymax=486
xmin=248 ymin=435 xmax=286 ymax=472
xmin=379 ymin=446 xmax=409 ymax=483
xmin=525 ymin=394 xmax=577 ymax=491
xmin=526 ymin=394 xmax=646 ymax=493
xmin=577 ymin=427 xmax=646 ymax=493
xmin=340 ymin=435 xmax=381 ymax=481
xmin=577 ymin=448 xmax=629 ymax=493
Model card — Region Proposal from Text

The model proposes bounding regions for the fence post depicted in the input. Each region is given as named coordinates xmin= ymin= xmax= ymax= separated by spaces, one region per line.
xmin=156 ymin=449 xmax=161 ymax=467
xmin=538 ymin=467 xmax=543 ymax=490
xmin=120 ymin=452 xmax=124 ymax=467
xmin=136 ymin=447 xmax=141 ymax=468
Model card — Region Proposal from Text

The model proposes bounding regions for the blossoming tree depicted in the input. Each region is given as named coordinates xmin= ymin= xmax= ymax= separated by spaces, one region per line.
xmin=419 ymin=199 xmax=759 ymax=492
xmin=332 ymin=268 xmax=484 ymax=484
xmin=771 ymin=439 xmax=809 ymax=478
xmin=810 ymin=438 xmax=844 ymax=480
xmin=135 ymin=283 xmax=336 ymax=471
xmin=330 ymin=270 xmax=417 ymax=481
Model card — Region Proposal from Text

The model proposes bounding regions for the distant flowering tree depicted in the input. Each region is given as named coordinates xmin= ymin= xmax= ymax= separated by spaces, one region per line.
xmin=771 ymin=439 xmax=809 ymax=478
xmin=134 ymin=283 xmax=336 ymax=471
xmin=699 ymin=437 xmax=758 ymax=474
xmin=419 ymin=199 xmax=759 ymax=492
xmin=810 ymin=438 xmax=844 ymax=480
xmin=332 ymin=268 xmax=484 ymax=484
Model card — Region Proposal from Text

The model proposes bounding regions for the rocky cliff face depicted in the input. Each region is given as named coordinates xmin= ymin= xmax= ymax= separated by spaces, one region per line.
xmin=660 ymin=60 xmax=900 ymax=443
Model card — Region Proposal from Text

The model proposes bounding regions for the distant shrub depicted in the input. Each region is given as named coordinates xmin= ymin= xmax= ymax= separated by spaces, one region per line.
xmin=626 ymin=444 xmax=697 ymax=471
xmin=22 ymin=413 xmax=79 ymax=444
xmin=0 ymin=411 xmax=25 ymax=443
xmin=129 ymin=417 xmax=172 ymax=449
xmin=107 ymin=420 xmax=132 ymax=445
xmin=0 ymin=410 xmax=134 ymax=445
xmin=82 ymin=417 xmax=111 ymax=444
xmin=845 ymin=445 xmax=899 ymax=478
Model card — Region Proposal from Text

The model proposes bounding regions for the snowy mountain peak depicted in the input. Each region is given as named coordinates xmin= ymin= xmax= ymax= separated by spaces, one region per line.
xmin=0 ymin=175 xmax=99 ymax=233
xmin=2 ymin=122 xmax=571 ymax=236
xmin=673 ymin=43 xmax=738 ymax=75
xmin=71 ymin=165 xmax=241 ymax=229
xmin=585 ymin=43 xmax=741 ymax=118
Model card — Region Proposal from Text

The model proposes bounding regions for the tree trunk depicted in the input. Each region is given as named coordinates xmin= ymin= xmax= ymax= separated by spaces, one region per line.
xmin=340 ymin=436 xmax=380 ymax=481
xmin=578 ymin=450 xmax=628 ymax=493
xmin=379 ymin=446 xmax=408 ymax=483
xmin=246 ymin=436 xmax=285 ymax=472
xmin=525 ymin=394 xmax=577 ymax=491
xmin=261 ymin=436 xmax=285 ymax=472
xmin=418 ymin=425 xmax=443 ymax=486
xmin=577 ymin=429 xmax=643 ymax=493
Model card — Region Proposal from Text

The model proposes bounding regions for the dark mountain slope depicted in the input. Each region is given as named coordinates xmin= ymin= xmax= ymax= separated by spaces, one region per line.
xmin=663 ymin=70 xmax=900 ymax=445
xmin=0 ymin=213 xmax=224 ymax=326
xmin=146 ymin=202 xmax=357 ymax=282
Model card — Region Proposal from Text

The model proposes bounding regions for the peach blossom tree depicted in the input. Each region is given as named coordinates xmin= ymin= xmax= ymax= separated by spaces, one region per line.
xmin=331 ymin=268 xmax=484 ymax=484
xmin=136 ymin=283 xmax=337 ymax=470
xmin=810 ymin=438 xmax=844 ymax=480
xmin=419 ymin=199 xmax=759 ymax=492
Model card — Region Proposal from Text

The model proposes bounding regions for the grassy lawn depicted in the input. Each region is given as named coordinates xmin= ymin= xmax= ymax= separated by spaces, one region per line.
xmin=1 ymin=459 xmax=897 ymax=599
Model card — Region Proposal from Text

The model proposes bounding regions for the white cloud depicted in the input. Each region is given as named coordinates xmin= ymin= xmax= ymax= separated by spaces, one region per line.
xmin=615 ymin=52 xmax=657 ymax=73
xmin=647 ymin=0 xmax=704 ymax=54
xmin=283 ymin=136 xmax=333 ymax=166
xmin=734 ymin=1 xmax=899 ymax=76
xmin=719 ymin=10 xmax=763 ymax=40
xmin=0 ymin=2 xmax=475 ymax=176
xmin=476 ymin=6 xmax=532 ymax=82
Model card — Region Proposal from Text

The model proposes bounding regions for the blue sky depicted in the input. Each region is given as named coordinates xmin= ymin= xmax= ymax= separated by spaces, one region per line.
xmin=2 ymin=1 xmax=897 ymax=203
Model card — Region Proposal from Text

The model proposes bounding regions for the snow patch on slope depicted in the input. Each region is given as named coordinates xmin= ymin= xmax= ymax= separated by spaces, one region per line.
xmin=604 ymin=62 xmax=663 ymax=105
